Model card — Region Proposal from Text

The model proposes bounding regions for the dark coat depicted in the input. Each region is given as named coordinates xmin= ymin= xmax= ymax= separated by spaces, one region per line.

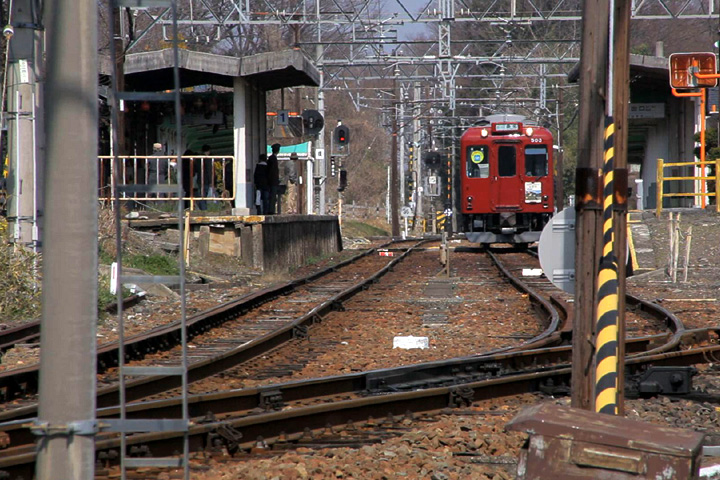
xmin=254 ymin=161 xmax=269 ymax=189
xmin=267 ymin=153 xmax=280 ymax=187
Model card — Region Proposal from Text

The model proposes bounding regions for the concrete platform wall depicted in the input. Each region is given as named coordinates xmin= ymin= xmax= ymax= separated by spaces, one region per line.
xmin=131 ymin=214 xmax=342 ymax=273
xmin=238 ymin=215 xmax=342 ymax=273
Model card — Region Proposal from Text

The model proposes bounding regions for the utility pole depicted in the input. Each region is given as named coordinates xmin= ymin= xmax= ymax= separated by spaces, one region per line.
xmin=399 ymin=84 xmax=405 ymax=210
xmin=556 ymin=86 xmax=565 ymax=209
xmin=5 ymin=0 xmax=45 ymax=251
xmin=391 ymin=77 xmax=400 ymax=237
xmin=572 ymin=0 xmax=610 ymax=412
xmin=114 ymin=6 xmax=126 ymax=156
xmin=314 ymin=2 xmax=326 ymax=215
xmin=37 ymin=0 xmax=98 ymax=478
xmin=612 ymin=0 xmax=632 ymax=416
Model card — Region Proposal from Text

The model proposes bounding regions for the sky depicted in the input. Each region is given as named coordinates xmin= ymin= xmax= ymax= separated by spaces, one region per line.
xmin=379 ymin=0 xmax=437 ymax=41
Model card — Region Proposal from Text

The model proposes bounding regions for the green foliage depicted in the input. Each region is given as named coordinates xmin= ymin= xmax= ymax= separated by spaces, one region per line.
xmin=342 ymin=220 xmax=390 ymax=237
xmin=99 ymin=247 xmax=114 ymax=265
xmin=124 ymin=253 xmax=179 ymax=276
xmin=694 ymin=126 xmax=720 ymax=161
xmin=631 ymin=43 xmax=653 ymax=56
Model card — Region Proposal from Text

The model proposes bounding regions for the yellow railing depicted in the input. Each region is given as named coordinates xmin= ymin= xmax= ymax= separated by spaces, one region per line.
xmin=656 ymin=158 xmax=720 ymax=216
xmin=98 ymin=155 xmax=235 ymax=207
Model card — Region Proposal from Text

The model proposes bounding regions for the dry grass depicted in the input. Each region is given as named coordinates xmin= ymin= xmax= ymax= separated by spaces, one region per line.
xmin=0 ymin=218 xmax=41 ymax=322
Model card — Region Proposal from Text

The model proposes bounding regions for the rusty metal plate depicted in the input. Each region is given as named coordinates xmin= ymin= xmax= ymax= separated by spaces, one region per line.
xmin=507 ymin=403 xmax=704 ymax=480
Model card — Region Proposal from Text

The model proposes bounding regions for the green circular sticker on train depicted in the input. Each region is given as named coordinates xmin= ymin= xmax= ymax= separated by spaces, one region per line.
xmin=471 ymin=150 xmax=485 ymax=164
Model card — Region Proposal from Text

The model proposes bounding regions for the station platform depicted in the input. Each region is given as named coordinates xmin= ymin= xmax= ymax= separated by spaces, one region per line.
xmin=126 ymin=213 xmax=342 ymax=273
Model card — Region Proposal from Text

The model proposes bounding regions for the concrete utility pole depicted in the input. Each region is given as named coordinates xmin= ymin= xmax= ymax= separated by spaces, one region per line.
xmin=315 ymin=13 xmax=326 ymax=215
xmin=555 ymin=86 xmax=565 ymax=209
xmin=36 ymin=0 xmax=98 ymax=477
xmin=391 ymin=77 xmax=400 ymax=237
xmin=5 ymin=0 xmax=45 ymax=251
xmin=572 ymin=0 xmax=611 ymax=411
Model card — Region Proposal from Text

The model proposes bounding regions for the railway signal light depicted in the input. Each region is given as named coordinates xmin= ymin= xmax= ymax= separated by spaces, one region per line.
xmin=334 ymin=125 xmax=350 ymax=146
xmin=302 ymin=109 xmax=324 ymax=136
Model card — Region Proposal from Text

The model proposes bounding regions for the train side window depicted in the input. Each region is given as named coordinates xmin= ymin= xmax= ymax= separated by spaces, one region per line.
xmin=466 ymin=146 xmax=489 ymax=178
xmin=498 ymin=146 xmax=516 ymax=177
xmin=524 ymin=146 xmax=548 ymax=177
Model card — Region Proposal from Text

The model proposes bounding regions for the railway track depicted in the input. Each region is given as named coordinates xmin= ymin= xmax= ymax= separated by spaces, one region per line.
xmin=1 ymin=242 xmax=715 ymax=477
xmin=1 ymin=339 xmax=718 ymax=478
xmin=0 ymin=240 xmax=564 ymax=416
xmin=0 ymin=239 xmax=425 ymax=404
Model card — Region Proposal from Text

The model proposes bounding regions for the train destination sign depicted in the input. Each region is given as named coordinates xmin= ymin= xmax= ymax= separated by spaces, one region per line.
xmin=494 ymin=123 xmax=519 ymax=133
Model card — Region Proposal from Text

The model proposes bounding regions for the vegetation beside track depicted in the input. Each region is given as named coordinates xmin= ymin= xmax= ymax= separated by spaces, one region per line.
xmin=0 ymin=218 xmax=40 ymax=321
xmin=341 ymin=219 xmax=390 ymax=238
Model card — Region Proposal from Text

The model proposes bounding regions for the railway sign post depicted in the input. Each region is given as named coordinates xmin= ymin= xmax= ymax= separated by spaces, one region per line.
xmin=401 ymin=206 xmax=412 ymax=239
xmin=669 ymin=52 xmax=717 ymax=89
xmin=538 ymin=207 xmax=576 ymax=294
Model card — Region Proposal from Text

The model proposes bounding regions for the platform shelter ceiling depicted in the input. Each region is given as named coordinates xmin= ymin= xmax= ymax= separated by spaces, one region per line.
xmin=101 ymin=48 xmax=320 ymax=92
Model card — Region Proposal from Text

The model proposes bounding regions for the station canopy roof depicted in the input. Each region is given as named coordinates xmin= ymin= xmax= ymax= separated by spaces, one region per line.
xmin=100 ymin=48 xmax=320 ymax=92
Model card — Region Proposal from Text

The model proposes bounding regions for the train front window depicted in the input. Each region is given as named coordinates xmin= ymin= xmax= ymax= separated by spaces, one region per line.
xmin=498 ymin=146 xmax=516 ymax=177
xmin=525 ymin=146 xmax=548 ymax=177
xmin=466 ymin=146 xmax=489 ymax=178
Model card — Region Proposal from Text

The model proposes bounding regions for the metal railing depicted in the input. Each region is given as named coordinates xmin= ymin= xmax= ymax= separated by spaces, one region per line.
xmin=98 ymin=155 xmax=235 ymax=207
xmin=656 ymin=158 xmax=720 ymax=215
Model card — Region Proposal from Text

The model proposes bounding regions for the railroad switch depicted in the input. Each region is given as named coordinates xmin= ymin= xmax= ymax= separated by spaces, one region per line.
xmin=625 ymin=366 xmax=697 ymax=398
xmin=538 ymin=378 xmax=571 ymax=396
xmin=449 ymin=386 xmax=474 ymax=408
xmin=259 ymin=389 xmax=284 ymax=411
xmin=205 ymin=423 xmax=243 ymax=456
xmin=293 ymin=325 xmax=309 ymax=339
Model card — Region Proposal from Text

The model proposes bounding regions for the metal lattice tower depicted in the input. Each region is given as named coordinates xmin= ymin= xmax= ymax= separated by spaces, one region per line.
xmin=105 ymin=1 xmax=190 ymax=478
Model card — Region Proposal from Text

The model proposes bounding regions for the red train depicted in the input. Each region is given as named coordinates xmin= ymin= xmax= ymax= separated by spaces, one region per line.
xmin=459 ymin=114 xmax=554 ymax=245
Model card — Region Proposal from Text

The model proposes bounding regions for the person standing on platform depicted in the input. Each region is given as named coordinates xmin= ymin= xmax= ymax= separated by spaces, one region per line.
xmin=148 ymin=142 xmax=168 ymax=201
xmin=268 ymin=143 xmax=281 ymax=214
xmin=253 ymin=154 xmax=270 ymax=214
xmin=181 ymin=149 xmax=196 ymax=209
xmin=198 ymin=144 xmax=214 ymax=210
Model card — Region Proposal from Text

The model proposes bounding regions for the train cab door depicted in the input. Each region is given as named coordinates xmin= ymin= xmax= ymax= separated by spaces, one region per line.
xmin=490 ymin=144 xmax=522 ymax=209
xmin=464 ymin=144 xmax=491 ymax=211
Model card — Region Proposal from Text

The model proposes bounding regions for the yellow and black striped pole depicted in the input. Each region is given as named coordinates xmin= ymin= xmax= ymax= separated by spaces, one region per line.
xmin=595 ymin=116 xmax=619 ymax=414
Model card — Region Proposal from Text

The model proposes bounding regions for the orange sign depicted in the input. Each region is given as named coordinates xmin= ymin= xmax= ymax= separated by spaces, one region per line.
xmin=669 ymin=52 xmax=717 ymax=88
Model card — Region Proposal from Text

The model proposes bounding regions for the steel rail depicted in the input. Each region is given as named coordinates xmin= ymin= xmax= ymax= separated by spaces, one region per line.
xmin=0 ymin=293 xmax=146 ymax=355
xmin=0 ymin=239 xmax=415 ymax=403
xmin=2 ymin=306 xmax=711 ymax=454
xmin=0 ymin=239 xmax=428 ymax=417
xmin=0 ymin=246 xmax=701 ymax=463
xmin=523 ymin=248 xmax=686 ymax=354
xmin=3 ymin=343 xmax=720 ymax=478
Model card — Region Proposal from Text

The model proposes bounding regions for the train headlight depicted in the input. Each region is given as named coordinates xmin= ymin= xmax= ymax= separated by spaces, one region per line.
xmin=480 ymin=128 xmax=489 ymax=138
xmin=525 ymin=127 xmax=534 ymax=137
xmin=466 ymin=195 xmax=473 ymax=210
